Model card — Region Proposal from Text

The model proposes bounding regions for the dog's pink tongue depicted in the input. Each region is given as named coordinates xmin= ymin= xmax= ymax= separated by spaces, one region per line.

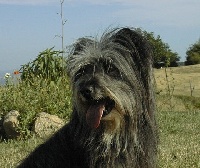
xmin=86 ymin=103 xmax=105 ymax=129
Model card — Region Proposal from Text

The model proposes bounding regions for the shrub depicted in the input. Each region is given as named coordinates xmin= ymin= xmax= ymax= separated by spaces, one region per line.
xmin=0 ymin=76 xmax=72 ymax=138
xmin=0 ymin=48 xmax=72 ymax=138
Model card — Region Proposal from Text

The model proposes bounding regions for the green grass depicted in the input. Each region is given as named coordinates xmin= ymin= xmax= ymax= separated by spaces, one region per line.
xmin=0 ymin=110 xmax=199 ymax=167
xmin=0 ymin=136 xmax=45 ymax=167
xmin=158 ymin=110 xmax=200 ymax=168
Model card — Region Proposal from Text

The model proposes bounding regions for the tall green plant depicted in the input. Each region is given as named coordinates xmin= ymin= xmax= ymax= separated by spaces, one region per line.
xmin=20 ymin=48 xmax=66 ymax=84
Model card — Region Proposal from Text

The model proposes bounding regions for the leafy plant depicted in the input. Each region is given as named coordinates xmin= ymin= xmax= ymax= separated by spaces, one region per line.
xmin=20 ymin=47 xmax=66 ymax=84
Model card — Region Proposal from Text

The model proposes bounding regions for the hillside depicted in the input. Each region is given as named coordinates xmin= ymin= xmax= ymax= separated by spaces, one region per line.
xmin=155 ymin=64 xmax=200 ymax=97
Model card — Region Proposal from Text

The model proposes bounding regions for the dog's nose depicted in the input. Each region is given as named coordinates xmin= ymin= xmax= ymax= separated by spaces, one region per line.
xmin=80 ymin=86 xmax=94 ymax=100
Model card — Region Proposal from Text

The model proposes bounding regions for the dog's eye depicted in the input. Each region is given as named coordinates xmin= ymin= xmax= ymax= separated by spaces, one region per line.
xmin=74 ymin=69 xmax=83 ymax=82
xmin=74 ymin=65 xmax=94 ymax=81
xmin=106 ymin=65 xmax=115 ymax=73
xmin=105 ymin=64 xmax=122 ymax=79
xmin=84 ymin=65 xmax=95 ymax=74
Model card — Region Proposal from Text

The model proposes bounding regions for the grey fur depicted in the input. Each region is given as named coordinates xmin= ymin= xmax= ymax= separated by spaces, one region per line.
xmin=18 ymin=27 xmax=158 ymax=168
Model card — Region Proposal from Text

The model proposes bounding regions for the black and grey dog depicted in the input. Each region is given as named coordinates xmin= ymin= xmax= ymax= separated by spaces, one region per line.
xmin=18 ymin=27 xmax=158 ymax=168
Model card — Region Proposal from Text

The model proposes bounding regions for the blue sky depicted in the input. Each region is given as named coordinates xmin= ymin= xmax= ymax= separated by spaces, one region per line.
xmin=0 ymin=0 xmax=200 ymax=72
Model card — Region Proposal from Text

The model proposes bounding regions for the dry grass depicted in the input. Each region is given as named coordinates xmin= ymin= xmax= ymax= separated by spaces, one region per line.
xmin=155 ymin=64 xmax=200 ymax=97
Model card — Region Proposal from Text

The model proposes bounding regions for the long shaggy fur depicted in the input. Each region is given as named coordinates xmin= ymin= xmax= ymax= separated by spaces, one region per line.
xmin=18 ymin=27 xmax=158 ymax=168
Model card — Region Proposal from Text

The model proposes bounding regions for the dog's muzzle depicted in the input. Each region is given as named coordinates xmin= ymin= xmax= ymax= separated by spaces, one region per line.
xmin=80 ymin=85 xmax=115 ymax=129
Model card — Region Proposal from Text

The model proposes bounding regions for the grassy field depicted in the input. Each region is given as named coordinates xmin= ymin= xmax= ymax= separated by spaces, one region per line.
xmin=155 ymin=64 xmax=200 ymax=97
xmin=0 ymin=109 xmax=199 ymax=167
xmin=156 ymin=65 xmax=200 ymax=167
xmin=0 ymin=64 xmax=200 ymax=167
xmin=158 ymin=110 xmax=200 ymax=167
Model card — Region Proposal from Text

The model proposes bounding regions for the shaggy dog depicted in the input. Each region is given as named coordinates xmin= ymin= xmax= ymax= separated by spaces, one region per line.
xmin=18 ymin=27 xmax=158 ymax=168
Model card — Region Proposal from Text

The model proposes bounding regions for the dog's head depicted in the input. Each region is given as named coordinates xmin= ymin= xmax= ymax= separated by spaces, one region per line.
xmin=67 ymin=28 xmax=154 ymax=133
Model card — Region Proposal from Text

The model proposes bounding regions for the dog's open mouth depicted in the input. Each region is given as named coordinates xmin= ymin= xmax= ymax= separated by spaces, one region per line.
xmin=86 ymin=98 xmax=115 ymax=129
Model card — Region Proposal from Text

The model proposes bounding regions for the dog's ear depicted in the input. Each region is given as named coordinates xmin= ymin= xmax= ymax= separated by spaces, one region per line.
xmin=114 ymin=28 xmax=154 ymax=109
xmin=114 ymin=27 xmax=153 ymax=76
xmin=114 ymin=28 xmax=152 ymax=65
xmin=73 ymin=37 xmax=94 ymax=55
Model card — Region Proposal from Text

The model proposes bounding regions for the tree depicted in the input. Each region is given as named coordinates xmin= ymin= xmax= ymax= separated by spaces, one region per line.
xmin=136 ymin=28 xmax=180 ymax=67
xmin=185 ymin=39 xmax=200 ymax=65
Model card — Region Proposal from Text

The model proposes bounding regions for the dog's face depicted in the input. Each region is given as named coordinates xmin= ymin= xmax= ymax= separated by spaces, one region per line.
xmin=74 ymin=58 xmax=133 ymax=132
xmin=67 ymin=28 xmax=153 ymax=133
xmin=70 ymin=54 xmax=136 ymax=133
